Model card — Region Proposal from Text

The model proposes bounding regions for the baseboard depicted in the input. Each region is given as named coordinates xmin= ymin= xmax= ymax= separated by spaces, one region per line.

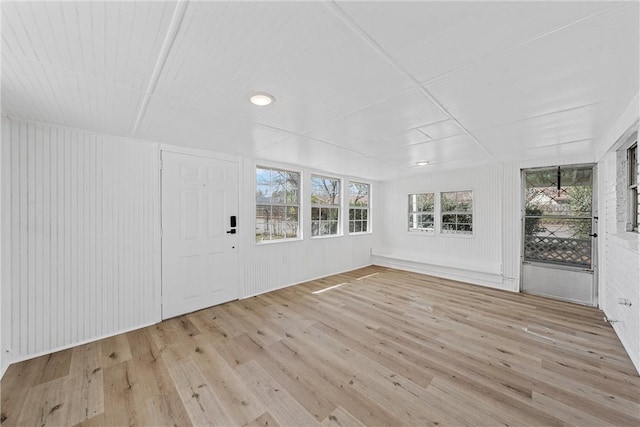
xmin=372 ymin=256 xmax=514 ymax=292
xmin=240 ymin=263 xmax=374 ymax=300
xmin=1 ymin=320 xmax=160 ymax=380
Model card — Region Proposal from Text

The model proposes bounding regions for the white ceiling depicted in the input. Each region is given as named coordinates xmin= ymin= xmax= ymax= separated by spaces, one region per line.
xmin=2 ymin=1 xmax=638 ymax=180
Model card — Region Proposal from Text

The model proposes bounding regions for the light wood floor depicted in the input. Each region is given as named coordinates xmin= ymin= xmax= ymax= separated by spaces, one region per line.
xmin=1 ymin=266 xmax=639 ymax=426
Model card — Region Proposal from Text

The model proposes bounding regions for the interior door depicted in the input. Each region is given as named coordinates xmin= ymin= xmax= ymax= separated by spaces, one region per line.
xmin=161 ymin=151 xmax=239 ymax=319
xmin=521 ymin=164 xmax=597 ymax=306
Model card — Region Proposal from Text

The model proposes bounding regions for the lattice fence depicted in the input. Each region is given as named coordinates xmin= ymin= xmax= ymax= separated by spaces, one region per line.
xmin=524 ymin=236 xmax=591 ymax=267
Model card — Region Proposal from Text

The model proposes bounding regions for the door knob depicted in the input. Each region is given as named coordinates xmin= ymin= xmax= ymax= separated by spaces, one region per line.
xmin=589 ymin=233 xmax=597 ymax=238
xmin=226 ymin=229 xmax=236 ymax=234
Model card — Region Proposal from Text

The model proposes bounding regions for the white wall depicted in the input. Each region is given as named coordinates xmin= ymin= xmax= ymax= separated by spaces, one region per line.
xmin=596 ymin=96 xmax=639 ymax=373
xmin=0 ymin=118 xmax=381 ymax=373
xmin=374 ymin=165 xmax=505 ymax=289
xmin=1 ymin=117 xmax=161 ymax=370
xmin=239 ymin=158 xmax=381 ymax=297
xmin=376 ymin=153 xmax=598 ymax=293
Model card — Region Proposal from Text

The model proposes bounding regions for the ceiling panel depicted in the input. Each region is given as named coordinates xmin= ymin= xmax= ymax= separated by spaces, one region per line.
xmin=1 ymin=1 xmax=175 ymax=91
xmin=136 ymin=96 xmax=293 ymax=156
xmin=379 ymin=134 xmax=493 ymax=166
xmin=425 ymin=3 xmax=639 ymax=158
xmin=303 ymin=88 xmax=445 ymax=154
xmin=337 ymin=1 xmax=617 ymax=84
xmin=472 ymin=104 xmax=603 ymax=160
xmin=151 ymin=1 xmax=413 ymax=134
xmin=253 ymin=134 xmax=402 ymax=180
xmin=1 ymin=1 xmax=638 ymax=180
xmin=2 ymin=54 xmax=142 ymax=136
xmin=416 ymin=119 xmax=463 ymax=141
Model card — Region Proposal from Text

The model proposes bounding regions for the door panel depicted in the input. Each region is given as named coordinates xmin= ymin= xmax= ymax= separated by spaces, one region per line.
xmin=162 ymin=151 xmax=239 ymax=319
xmin=521 ymin=164 xmax=597 ymax=306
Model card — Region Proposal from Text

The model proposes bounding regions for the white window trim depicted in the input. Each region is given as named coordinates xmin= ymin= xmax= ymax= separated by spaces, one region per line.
xmin=310 ymin=174 xmax=342 ymax=239
xmin=628 ymin=142 xmax=638 ymax=233
xmin=407 ymin=193 xmax=435 ymax=235
xmin=439 ymin=190 xmax=474 ymax=237
xmin=255 ymin=164 xmax=303 ymax=245
xmin=348 ymin=181 xmax=372 ymax=235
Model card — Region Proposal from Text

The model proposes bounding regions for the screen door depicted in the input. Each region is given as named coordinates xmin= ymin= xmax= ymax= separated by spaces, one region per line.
xmin=521 ymin=164 xmax=597 ymax=306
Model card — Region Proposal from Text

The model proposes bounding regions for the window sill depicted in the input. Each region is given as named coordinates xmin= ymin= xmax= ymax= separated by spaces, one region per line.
xmin=311 ymin=234 xmax=343 ymax=240
xmin=439 ymin=232 xmax=474 ymax=239
xmin=349 ymin=231 xmax=373 ymax=236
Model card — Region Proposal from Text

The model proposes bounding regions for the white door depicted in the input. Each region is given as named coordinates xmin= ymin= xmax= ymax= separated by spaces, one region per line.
xmin=161 ymin=151 xmax=239 ymax=319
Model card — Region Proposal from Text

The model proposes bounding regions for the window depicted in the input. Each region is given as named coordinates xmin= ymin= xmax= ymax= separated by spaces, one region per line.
xmin=441 ymin=190 xmax=473 ymax=235
xmin=348 ymin=181 xmax=369 ymax=233
xmin=408 ymin=193 xmax=434 ymax=233
xmin=629 ymin=143 xmax=638 ymax=232
xmin=256 ymin=167 xmax=300 ymax=242
xmin=311 ymin=175 xmax=340 ymax=237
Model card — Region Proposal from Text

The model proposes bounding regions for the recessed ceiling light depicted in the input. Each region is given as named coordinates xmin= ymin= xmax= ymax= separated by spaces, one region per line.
xmin=249 ymin=92 xmax=275 ymax=106
xmin=416 ymin=160 xmax=429 ymax=166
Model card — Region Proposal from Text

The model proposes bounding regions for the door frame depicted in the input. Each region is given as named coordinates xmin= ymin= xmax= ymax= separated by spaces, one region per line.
xmin=159 ymin=144 xmax=242 ymax=319
xmin=519 ymin=162 xmax=598 ymax=306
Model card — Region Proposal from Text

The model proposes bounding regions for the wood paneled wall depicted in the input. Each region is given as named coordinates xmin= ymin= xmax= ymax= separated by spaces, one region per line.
xmin=1 ymin=117 xmax=161 ymax=370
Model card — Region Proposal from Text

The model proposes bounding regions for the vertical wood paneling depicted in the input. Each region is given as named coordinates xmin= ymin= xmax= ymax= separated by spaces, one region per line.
xmin=239 ymin=158 xmax=380 ymax=298
xmin=376 ymin=165 xmax=504 ymax=286
xmin=1 ymin=117 xmax=160 ymax=365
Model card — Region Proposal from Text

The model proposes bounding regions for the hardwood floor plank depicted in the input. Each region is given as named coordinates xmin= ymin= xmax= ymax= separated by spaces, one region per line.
xmin=2 ymin=266 xmax=638 ymax=426
xmin=235 ymin=360 xmax=318 ymax=427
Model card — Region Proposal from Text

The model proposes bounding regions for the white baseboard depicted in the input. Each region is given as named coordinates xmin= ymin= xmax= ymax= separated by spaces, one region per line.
xmin=372 ymin=255 xmax=514 ymax=292
xmin=240 ymin=263 xmax=374 ymax=300
xmin=1 ymin=320 xmax=160 ymax=380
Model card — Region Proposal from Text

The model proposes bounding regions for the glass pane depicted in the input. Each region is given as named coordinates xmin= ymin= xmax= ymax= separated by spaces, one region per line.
xmin=349 ymin=182 xmax=369 ymax=206
xmin=458 ymin=214 xmax=472 ymax=224
xmin=311 ymin=207 xmax=319 ymax=221
xmin=328 ymin=208 xmax=339 ymax=221
xmin=362 ymin=209 xmax=368 ymax=220
xmin=286 ymin=206 xmax=298 ymax=222
xmin=441 ymin=191 xmax=472 ymax=212
xmin=361 ymin=220 xmax=368 ymax=232
xmin=525 ymin=166 xmax=592 ymax=216
xmin=349 ymin=209 xmax=355 ymax=220
xmin=329 ymin=221 xmax=338 ymax=235
xmin=255 ymin=205 xmax=271 ymax=241
xmin=442 ymin=214 xmax=455 ymax=223
xmin=354 ymin=209 xmax=362 ymax=220
xmin=349 ymin=221 xmax=355 ymax=233
xmin=630 ymin=145 xmax=637 ymax=186
xmin=311 ymin=222 xmax=319 ymax=236
xmin=408 ymin=193 xmax=434 ymax=212
xmin=354 ymin=221 xmax=362 ymax=233
xmin=311 ymin=175 xmax=340 ymax=205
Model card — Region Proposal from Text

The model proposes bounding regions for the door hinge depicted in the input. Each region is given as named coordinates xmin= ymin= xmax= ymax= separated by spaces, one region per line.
xmin=159 ymin=160 xmax=163 ymax=170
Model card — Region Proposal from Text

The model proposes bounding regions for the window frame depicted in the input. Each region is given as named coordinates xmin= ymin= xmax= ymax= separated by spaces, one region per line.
xmin=629 ymin=142 xmax=638 ymax=232
xmin=348 ymin=181 xmax=371 ymax=234
xmin=440 ymin=190 xmax=474 ymax=237
xmin=310 ymin=174 xmax=342 ymax=238
xmin=255 ymin=165 xmax=302 ymax=244
xmin=407 ymin=193 xmax=435 ymax=235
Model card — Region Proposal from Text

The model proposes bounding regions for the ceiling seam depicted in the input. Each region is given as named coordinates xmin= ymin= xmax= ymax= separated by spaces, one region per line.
xmin=325 ymin=0 xmax=500 ymax=164
xmin=129 ymin=0 xmax=189 ymax=138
